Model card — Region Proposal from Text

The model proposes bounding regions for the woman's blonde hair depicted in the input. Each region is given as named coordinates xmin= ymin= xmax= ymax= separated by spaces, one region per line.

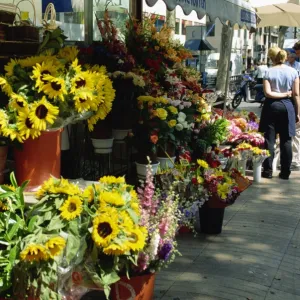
xmin=268 ymin=47 xmax=287 ymax=64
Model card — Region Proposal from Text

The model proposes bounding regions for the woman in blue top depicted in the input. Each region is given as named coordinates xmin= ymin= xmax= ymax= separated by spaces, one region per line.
xmin=260 ymin=47 xmax=300 ymax=180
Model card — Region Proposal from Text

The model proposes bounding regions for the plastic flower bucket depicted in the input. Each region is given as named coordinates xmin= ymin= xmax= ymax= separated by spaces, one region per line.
xmin=14 ymin=129 xmax=62 ymax=191
xmin=199 ymin=204 xmax=225 ymax=235
xmin=110 ymin=273 xmax=156 ymax=300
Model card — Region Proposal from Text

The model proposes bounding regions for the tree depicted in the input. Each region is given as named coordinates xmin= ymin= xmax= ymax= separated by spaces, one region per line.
xmin=166 ymin=9 xmax=176 ymax=36
xmin=216 ymin=24 xmax=233 ymax=92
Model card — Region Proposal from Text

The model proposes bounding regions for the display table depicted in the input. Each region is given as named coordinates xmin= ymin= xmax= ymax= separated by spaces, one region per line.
xmin=24 ymin=179 xmax=97 ymax=204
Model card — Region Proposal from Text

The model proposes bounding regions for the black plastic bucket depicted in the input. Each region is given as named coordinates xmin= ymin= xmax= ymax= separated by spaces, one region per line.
xmin=199 ymin=206 xmax=225 ymax=234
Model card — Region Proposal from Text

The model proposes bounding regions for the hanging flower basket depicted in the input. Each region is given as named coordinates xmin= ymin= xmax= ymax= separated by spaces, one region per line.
xmin=110 ymin=273 xmax=156 ymax=300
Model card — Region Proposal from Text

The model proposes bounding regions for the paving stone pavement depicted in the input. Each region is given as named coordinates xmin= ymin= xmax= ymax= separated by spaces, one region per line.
xmin=154 ymin=170 xmax=300 ymax=300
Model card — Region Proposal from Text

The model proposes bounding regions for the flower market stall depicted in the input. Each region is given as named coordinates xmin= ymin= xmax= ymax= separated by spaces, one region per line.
xmin=0 ymin=6 xmax=265 ymax=299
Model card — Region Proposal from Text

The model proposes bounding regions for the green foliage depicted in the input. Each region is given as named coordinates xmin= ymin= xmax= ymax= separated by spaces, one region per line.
xmin=38 ymin=28 xmax=68 ymax=55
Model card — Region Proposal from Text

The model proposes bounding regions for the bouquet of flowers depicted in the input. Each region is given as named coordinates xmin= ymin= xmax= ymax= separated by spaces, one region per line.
xmin=0 ymin=46 xmax=115 ymax=142
xmin=0 ymin=174 xmax=147 ymax=299
xmin=136 ymin=163 xmax=181 ymax=273
xmin=252 ymin=147 xmax=270 ymax=164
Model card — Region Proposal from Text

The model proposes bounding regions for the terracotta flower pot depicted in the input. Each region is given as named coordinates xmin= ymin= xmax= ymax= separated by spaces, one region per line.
xmin=110 ymin=273 xmax=156 ymax=300
xmin=0 ymin=145 xmax=8 ymax=184
xmin=14 ymin=129 xmax=62 ymax=191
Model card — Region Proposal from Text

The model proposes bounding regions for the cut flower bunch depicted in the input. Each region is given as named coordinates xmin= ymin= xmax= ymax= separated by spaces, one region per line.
xmin=0 ymin=46 xmax=115 ymax=143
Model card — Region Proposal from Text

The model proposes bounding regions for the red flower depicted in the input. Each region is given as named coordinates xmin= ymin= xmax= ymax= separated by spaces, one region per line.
xmin=191 ymin=178 xmax=198 ymax=185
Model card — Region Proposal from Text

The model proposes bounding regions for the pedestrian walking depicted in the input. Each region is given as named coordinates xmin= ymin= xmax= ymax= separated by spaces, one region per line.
xmin=259 ymin=47 xmax=300 ymax=180
xmin=291 ymin=43 xmax=300 ymax=169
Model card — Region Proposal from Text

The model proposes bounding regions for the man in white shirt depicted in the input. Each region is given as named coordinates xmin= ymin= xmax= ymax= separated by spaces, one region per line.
xmin=256 ymin=62 xmax=268 ymax=84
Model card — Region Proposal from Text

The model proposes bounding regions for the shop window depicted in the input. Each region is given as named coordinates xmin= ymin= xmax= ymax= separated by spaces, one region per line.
xmin=154 ymin=19 xmax=165 ymax=32
xmin=206 ymin=22 xmax=215 ymax=37
xmin=181 ymin=20 xmax=192 ymax=36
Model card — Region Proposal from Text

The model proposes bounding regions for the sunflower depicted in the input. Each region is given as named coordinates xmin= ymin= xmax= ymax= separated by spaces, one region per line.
xmin=124 ymin=227 xmax=147 ymax=252
xmin=1 ymin=127 xmax=24 ymax=143
xmin=20 ymin=244 xmax=49 ymax=262
xmin=60 ymin=196 xmax=83 ymax=220
xmin=0 ymin=200 xmax=8 ymax=212
xmin=5 ymin=58 xmax=19 ymax=77
xmin=58 ymin=46 xmax=79 ymax=62
xmin=45 ymin=237 xmax=66 ymax=258
xmin=36 ymin=177 xmax=81 ymax=199
xmin=31 ymin=61 xmax=58 ymax=91
xmin=74 ymin=90 xmax=96 ymax=113
xmin=17 ymin=109 xmax=41 ymax=140
xmin=9 ymin=93 xmax=27 ymax=111
xmin=99 ymin=176 xmax=125 ymax=185
xmin=83 ymin=185 xmax=94 ymax=203
xmin=41 ymin=75 xmax=67 ymax=101
xmin=70 ymin=71 xmax=94 ymax=94
xmin=92 ymin=214 xmax=119 ymax=248
xmin=119 ymin=211 xmax=134 ymax=229
xmin=100 ymin=191 xmax=126 ymax=207
xmin=0 ymin=77 xmax=13 ymax=96
xmin=29 ymin=97 xmax=59 ymax=130
xmin=70 ymin=58 xmax=82 ymax=73
xmin=103 ymin=243 xmax=127 ymax=256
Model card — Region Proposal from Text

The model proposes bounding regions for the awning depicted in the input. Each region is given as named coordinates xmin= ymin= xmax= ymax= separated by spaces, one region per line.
xmin=145 ymin=0 xmax=257 ymax=29
xmin=184 ymin=39 xmax=215 ymax=51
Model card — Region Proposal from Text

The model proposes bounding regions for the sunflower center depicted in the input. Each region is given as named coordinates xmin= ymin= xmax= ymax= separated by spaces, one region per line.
xmin=68 ymin=203 xmax=77 ymax=212
xmin=35 ymin=105 xmax=48 ymax=120
xmin=98 ymin=222 xmax=112 ymax=238
xmin=51 ymin=81 xmax=62 ymax=91
xmin=25 ymin=118 xmax=33 ymax=129
xmin=17 ymin=100 xmax=24 ymax=108
xmin=76 ymin=79 xmax=86 ymax=88
xmin=79 ymin=98 xmax=86 ymax=103
xmin=129 ymin=232 xmax=138 ymax=243
xmin=41 ymin=71 xmax=51 ymax=83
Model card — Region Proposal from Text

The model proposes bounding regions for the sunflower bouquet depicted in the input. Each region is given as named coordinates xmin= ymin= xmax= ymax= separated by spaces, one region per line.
xmin=34 ymin=175 xmax=147 ymax=298
xmin=0 ymin=46 xmax=115 ymax=143
xmin=0 ymin=173 xmax=67 ymax=299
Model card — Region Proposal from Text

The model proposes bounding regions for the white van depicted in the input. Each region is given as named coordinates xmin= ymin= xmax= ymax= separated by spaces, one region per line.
xmin=205 ymin=53 xmax=243 ymax=77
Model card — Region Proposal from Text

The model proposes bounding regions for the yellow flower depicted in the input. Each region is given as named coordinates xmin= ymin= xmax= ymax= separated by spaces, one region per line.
xmin=5 ymin=58 xmax=19 ymax=77
xmin=41 ymin=75 xmax=67 ymax=102
xmin=124 ymin=227 xmax=147 ymax=252
xmin=99 ymin=176 xmax=125 ymax=184
xmin=155 ymin=108 xmax=168 ymax=120
xmin=168 ymin=120 xmax=177 ymax=128
xmin=100 ymin=191 xmax=125 ymax=207
xmin=0 ymin=200 xmax=8 ymax=211
xmin=0 ymin=77 xmax=13 ymax=96
xmin=60 ymin=196 xmax=83 ymax=220
xmin=70 ymin=71 xmax=94 ymax=94
xmin=92 ymin=214 xmax=119 ymax=248
xmin=31 ymin=61 xmax=58 ymax=91
xmin=70 ymin=58 xmax=82 ymax=73
xmin=1 ymin=127 xmax=24 ymax=143
xmin=103 ymin=243 xmax=127 ymax=256
xmin=197 ymin=159 xmax=209 ymax=169
xmin=29 ymin=97 xmax=59 ymax=130
xmin=168 ymin=106 xmax=178 ymax=114
xmin=20 ymin=244 xmax=49 ymax=262
xmin=9 ymin=93 xmax=28 ymax=111
xmin=197 ymin=176 xmax=204 ymax=184
xmin=74 ymin=90 xmax=97 ymax=113
xmin=202 ymin=113 xmax=211 ymax=121
xmin=137 ymin=95 xmax=155 ymax=102
xmin=58 ymin=46 xmax=79 ymax=62
xmin=83 ymin=185 xmax=94 ymax=203
xmin=217 ymin=183 xmax=230 ymax=200
xmin=17 ymin=108 xmax=41 ymax=140
xmin=45 ymin=237 xmax=66 ymax=258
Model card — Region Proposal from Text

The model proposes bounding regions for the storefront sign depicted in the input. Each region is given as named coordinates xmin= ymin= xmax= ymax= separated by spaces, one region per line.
xmin=175 ymin=0 xmax=206 ymax=10
xmin=241 ymin=9 xmax=256 ymax=24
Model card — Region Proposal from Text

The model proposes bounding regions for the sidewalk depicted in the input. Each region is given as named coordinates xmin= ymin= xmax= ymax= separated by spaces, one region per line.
xmin=154 ymin=171 xmax=300 ymax=300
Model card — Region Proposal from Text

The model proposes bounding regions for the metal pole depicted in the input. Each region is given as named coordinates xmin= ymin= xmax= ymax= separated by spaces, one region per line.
xmin=84 ymin=0 xmax=93 ymax=45
xmin=223 ymin=27 xmax=234 ymax=116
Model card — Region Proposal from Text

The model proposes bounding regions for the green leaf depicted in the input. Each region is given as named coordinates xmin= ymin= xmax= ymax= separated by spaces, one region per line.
xmin=17 ymin=187 xmax=25 ymax=208
xmin=0 ymin=192 xmax=14 ymax=200
xmin=6 ymin=222 xmax=19 ymax=241
xmin=28 ymin=216 xmax=38 ymax=232
xmin=47 ymin=215 xmax=65 ymax=231
xmin=8 ymin=244 xmax=18 ymax=265
xmin=9 ymin=173 xmax=18 ymax=189
xmin=65 ymin=234 xmax=80 ymax=264
xmin=126 ymin=208 xmax=138 ymax=224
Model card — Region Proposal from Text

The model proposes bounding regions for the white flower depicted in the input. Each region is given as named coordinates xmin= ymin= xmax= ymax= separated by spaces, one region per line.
xmin=182 ymin=121 xmax=188 ymax=129
xmin=178 ymin=112 xmax=186 ymax=120
xmin=176 ymin=124 xmax=184 ymax=131
xmin=179 ymin=105 xmax=184 ymax=110
xmin=118 ymin=59 xmax=124 ymax=64
xmin=147 ymin=231 xmax=160 ymax=260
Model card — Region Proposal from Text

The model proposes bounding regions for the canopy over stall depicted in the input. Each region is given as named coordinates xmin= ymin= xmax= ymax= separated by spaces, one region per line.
xmin=146 ymin=0 xmax=257 ymax=29
xmin=250 ymin=0 xmax=300 ymax=27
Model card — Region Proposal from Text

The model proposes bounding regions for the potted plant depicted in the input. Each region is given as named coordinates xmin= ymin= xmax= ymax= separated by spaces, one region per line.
xmin=0 ymin=46 xmax=115 ymax=190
